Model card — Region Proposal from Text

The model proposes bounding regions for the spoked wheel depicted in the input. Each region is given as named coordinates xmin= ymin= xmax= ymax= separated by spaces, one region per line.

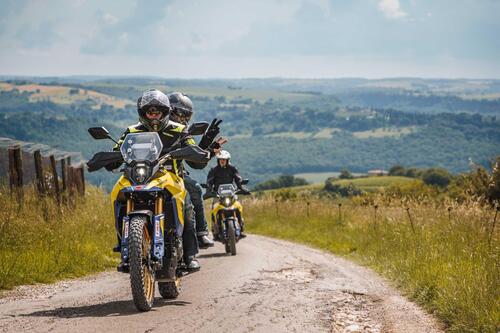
xmin=128 ymin=215 xmax=155 ymax=311
xmin=158 ymin=277 xmax=181 ymax=299
xmin=227 ymin=220 xmax=237 ymax=256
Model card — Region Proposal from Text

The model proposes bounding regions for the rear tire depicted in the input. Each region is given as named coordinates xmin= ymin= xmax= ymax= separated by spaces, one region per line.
xmin=227 ymin=220 xmax=237 ymax=256
xmin=158 ymin=279 xmax=180 ymax=299
xmin=129 ymin=215 xmax=155 ymax=311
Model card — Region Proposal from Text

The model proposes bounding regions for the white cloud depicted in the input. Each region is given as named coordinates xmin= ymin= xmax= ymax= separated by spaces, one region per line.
xmin=102 ymin=13 xmax=118 ymax=25
xmin=378 ymin=0 xmax=407 ymax=19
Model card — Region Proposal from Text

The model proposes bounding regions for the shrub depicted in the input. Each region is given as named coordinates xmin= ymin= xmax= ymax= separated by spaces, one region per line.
xmin=389 ymin=165 xmax=406 ymax=176
xmin=324 ymin=181 xmax=363 ymax=197
xmin=421 ymin=168 xmax=453 ymax=187
xmin=467 ymin=156 xmax=500 ymax=206
xmin=339 ymin=169 xmax=353 ymax=179
xmin=255 ymin=175 xmax=308 ymax=191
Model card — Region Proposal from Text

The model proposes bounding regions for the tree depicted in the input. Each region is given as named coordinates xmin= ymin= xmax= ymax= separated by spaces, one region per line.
xmin=421 ymin=168 xmax=452 ymax=187
xmin=254 ymin=175 xmax=308 ymax=191
xmin=339 ymin=169 xmax=353 ymax=179
xmin=389 ymin=165 xmax=406 ymax=176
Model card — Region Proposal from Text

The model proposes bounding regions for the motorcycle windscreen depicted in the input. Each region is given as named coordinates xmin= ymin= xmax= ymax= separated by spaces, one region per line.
xmin=218 ymin=183 xmax=236 ymax=196
xmin=120 ymin=132 xmax=163 ymax=163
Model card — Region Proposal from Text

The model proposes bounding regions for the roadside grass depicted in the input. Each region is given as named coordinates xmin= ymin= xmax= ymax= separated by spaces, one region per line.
xmin=0 ymin=185 xmax=117 ymax=291
xmin=244 ymin=196 xmax=499 ymax=332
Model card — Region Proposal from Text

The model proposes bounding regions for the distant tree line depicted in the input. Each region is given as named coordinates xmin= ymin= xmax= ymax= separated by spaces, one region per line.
xmin=254 ymin=175 xmax=308 ymax=191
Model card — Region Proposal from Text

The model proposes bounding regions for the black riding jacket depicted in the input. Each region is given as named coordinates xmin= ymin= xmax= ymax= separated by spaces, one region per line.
xmin=206 ymin=163 xmax=243 ymax=193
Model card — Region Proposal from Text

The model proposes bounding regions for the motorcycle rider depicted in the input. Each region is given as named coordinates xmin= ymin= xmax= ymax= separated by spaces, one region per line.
xmin=168 ymin=92 xmax=226 ymax=249
xmin=206 ymin=150 xmax=250 ymax=238
xmin=111 ymin=88 xmax=212 ymax=271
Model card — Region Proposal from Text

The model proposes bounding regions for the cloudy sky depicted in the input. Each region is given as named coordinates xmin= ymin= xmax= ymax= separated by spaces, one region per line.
xmin=1 ymin=0 xmax=499 ymax=78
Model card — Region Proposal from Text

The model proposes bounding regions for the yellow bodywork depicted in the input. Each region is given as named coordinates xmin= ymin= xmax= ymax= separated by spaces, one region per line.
xmin=111 ymin=168 xmax=187 ymax=226
xmin=211 ymin=200 xmax=243 ymax=223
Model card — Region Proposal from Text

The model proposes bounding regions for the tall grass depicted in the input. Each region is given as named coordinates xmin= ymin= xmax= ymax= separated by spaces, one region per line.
xmin=245 ymin=195 xmax=499 ymax=333
xmin=0 ymin=185 xmax=117 ymax=290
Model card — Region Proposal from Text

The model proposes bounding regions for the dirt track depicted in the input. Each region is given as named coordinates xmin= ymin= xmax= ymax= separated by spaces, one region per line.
xmin=0 ymin=235 xmax=442 ymax=332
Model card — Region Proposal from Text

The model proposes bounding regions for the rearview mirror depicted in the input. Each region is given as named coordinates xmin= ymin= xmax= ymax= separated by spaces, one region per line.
xmin=88 ymin=127 xmax=111 ymax=140
xmin=187 ymin=122 xmax=209 ymax=136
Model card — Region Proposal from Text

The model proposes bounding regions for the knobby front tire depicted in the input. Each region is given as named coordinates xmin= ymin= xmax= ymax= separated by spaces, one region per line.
xmin=129 ymin=215 xmax=155 ymax=311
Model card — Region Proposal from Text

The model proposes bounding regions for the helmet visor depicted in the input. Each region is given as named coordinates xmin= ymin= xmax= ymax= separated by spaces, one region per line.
xmin=139 ymin=90 xmax=170 ymax=109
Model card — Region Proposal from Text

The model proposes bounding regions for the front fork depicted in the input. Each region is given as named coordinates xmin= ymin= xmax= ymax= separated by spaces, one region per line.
xmin=120 ymin=196 xmax=165 ymax=265
xmin=220 ymin=210 xmax=241 ymax=239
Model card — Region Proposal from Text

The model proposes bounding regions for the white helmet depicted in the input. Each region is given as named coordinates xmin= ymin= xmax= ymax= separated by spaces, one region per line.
xmin=217 ymin=150 xmax=231 ymax=160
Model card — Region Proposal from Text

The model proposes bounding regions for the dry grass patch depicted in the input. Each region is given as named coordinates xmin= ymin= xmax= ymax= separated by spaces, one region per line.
xmin=0 ymin=185 xmax=117 ymax=290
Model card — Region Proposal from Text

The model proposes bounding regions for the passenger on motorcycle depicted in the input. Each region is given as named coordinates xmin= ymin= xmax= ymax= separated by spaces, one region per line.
xmin=206 ymin=150 xmax=250 ymax=239
xmin=168 ymin=92 xmax=226 ymax=249
xmin=111 ymin=88 xmax=212 ymax=271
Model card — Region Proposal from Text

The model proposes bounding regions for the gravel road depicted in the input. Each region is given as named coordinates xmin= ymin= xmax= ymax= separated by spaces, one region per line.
xmin=0 ymin=235 xmax=443 ymax=333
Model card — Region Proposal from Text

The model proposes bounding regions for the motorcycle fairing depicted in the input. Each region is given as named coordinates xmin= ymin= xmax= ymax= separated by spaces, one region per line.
xmin=211 ymin=200 xmax=243 ymax=223
xmin=145 ymin=168 xmax=187 ymax=234
xmin=111 ymin=168 xmax=187 ymax=240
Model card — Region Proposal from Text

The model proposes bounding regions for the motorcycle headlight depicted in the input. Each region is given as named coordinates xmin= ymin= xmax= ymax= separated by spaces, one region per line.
xmin=223 ymin=197 xmax=233 ymax=207
xmin=132 ymin=164 xmax=150 ymax=183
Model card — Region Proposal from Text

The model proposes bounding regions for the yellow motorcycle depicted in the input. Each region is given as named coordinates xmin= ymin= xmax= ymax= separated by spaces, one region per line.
xmin=87 ymin=124 xmax=207 ymax=311
xmin=205 ymin=182 xmax=250 ymax=256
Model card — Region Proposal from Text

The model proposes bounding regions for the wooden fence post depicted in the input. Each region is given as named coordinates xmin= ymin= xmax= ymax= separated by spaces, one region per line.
xmin=66 ymin=157 xmax=75 ymax=195
xmin=49 ymin=155 xmax=61 ymax=205
xmin=67 ymin=166 xmax=74 ymax=194
xmin=34 ymin=150 xmax=46 ymax=195
xmin=8 ymin=146 xmax=23 ymax=199
xmin=61 ymin=158 xmax=67 ymax=192
xmin=79 ymin=166 xmax=85 ymax=194
xmin=8 ymin=147 xmax=23 ymax=191
xmin=74 ymin=167 xmax=82 ymax=195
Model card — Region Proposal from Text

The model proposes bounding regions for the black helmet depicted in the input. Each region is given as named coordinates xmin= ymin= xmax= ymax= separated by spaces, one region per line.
xmin=168 ymin=92 xmax=193 ymax=124
xmin=137 ymin=89 xmax=171 ymax=131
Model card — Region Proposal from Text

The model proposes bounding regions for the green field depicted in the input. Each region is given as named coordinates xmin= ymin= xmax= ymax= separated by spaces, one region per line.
xmin=167 ymin=86 xmax=316 ymax=103
xmin=294 ymin=171 xmax=364 ymax=184
xmin=331 ymin=176 xmax=419 ymax=192
xmin=351 ymin=126 xmax=416 ymax=139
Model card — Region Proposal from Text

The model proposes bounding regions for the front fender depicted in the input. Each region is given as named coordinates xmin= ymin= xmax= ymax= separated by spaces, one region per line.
xmin=128 ymin=210 xmax=154 ymax=220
